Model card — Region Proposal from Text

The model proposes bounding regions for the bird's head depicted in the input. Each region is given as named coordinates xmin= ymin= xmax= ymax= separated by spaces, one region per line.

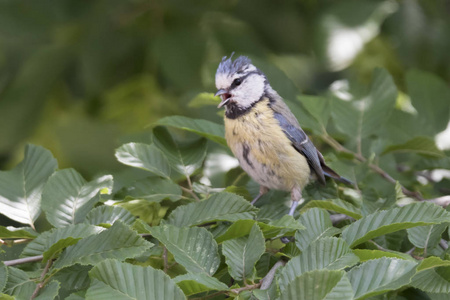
xmin=215 ymin=55 xmax=267 ymax=110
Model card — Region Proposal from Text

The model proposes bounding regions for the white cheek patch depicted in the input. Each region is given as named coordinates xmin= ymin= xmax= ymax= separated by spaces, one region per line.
xmin=233 ymin=75 xmax=265 ymax=108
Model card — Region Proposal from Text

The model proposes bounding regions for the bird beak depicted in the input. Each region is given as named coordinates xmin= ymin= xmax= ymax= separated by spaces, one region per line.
xmin=215 ymin=89 xmax=231 ymax=108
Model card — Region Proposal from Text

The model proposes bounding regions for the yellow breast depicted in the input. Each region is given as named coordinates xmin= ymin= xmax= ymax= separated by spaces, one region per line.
xmin=224 ymin=99 xmax=310 ymax=191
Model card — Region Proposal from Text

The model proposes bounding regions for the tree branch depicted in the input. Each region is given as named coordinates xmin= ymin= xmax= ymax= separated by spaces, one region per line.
xmin=322 ymin=134 xmax=423 ymax=200
xmin=4 ymin=255 xmax=43 ymax=266
xmin=30 ymin=259 xmax=53 ymax=299
xmin=260 ymin=260 xmax=286 ymax=290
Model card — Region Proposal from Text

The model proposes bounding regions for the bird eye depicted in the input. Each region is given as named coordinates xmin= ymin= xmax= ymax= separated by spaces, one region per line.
xmin=233 ymin=78 xmax=242 ymax=86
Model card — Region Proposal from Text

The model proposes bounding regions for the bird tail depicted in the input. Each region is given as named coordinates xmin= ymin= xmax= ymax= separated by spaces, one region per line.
xmin=322 ymin=164 xmax=353 ymax=185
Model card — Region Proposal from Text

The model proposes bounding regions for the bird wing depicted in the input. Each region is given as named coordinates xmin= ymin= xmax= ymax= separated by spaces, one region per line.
xmin=269 ymin=96 xmax=326 ymax=184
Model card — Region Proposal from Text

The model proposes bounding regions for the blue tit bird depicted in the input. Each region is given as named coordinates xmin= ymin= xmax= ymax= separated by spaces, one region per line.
xmin=215 ymin=55 xmax=351 ymax=216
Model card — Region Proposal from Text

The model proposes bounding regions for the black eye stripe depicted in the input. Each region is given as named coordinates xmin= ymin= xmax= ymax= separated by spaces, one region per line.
xmin=229 ymin=71 xmax=260 ymax=90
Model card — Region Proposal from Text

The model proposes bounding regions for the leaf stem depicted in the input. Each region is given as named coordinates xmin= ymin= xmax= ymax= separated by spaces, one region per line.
xmin=3 ymin=255 xmax=43 ymax=266
xmin=230 ymin=282 xmax=262 ymax=294
xmin=322 ymin=134 xmax=423 ymax=200
xmin=180 ymin=185 xmax=200 ymax=202
xmin=30 ymin=258 xmax=53 ymax=299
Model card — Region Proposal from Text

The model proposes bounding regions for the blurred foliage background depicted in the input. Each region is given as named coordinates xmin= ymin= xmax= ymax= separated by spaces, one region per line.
xmin=1 ymin=0 xmax=449 ymax=178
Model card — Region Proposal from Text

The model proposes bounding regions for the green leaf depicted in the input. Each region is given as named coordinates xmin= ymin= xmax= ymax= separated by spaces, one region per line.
xmin=297 ymin=95 xmax=331 ymax=131
xmin=117 ymin=177 xmax=182 ymax=202
xmin=21 ymin=224 xmax=104 ymax=261
xmin=0 ymin=144 xmax=57 ymax=228
xmin=382 ymin=136 xmax=445 ymax=158
xmin=258 ymin=215 xmax=305 ymax=239
xmin=42 ymin=169 xmax=113 ymax=228
xmin=116 ymin=200 xmax=166 ymax=226
xmin=153 ymin=126 xmax=207 ymax=177
xmin=84 ymin=205 xmax=135 ymax=226
xmin=3 ymin=267 xmax=36 ymax=299
xmin=410 ymin=257 xmax=450 ymax=293
xmin=342 ymin=202 xmax=450 ymax=247
xmin=156 ymin=116 xmax=226 ymax=146
xmin=279 ymin=237 xmax=359 ymax=292
xmin=173 ymin=273 xmax=228 ymax=296
xmin=115 ymin=143 xmax=171 ymax=178
xmin=52 ymin=264 xmax=92 ymax=297
xmin=347 ymin=258 xmax=417 ymax=299
xmin=215 ymin=219 xmax=256 ymax=243
xmin=279 ymin=270 xmax=353 ymax=300
xmin=188 ymin=92 xmax=220 ymax=107
xmin=166 ymin=192 xmax=257 ymax=227
xmin=406 ymin=69 xmax=450 ymax=135
xmin=295 ymin=208 xmax=341 ymax=251
xmin=301 ymin=199 xmax=362 ymax=220
xmin=86 ymin=259 xmax=186 ymax=300
xmin=53 ymin=221 xmax=153 ymax=270
xmin=407 ymin=223 xmax=448 ymax=250
xmin=0 ymin=263 xmax=7 ymax=292
xmin=352 ymin=249 xmax=414 ymax=262
xmin=222 ymin=224 xmax=265 ymax=281
xmin=35 ymin=280 xmax=60 ymax=300
xmin=150 ymin=224 xmax=220 ymax=276
xmin=0 ymin=226 xmax=37 ymax=239
xmin=331 ymin=68 xmax=397 ymax=139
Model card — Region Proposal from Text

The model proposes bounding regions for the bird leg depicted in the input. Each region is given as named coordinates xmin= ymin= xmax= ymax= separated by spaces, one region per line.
xmin=251 ymin=186 xmax=269 ymax=205
xmin=288 ymin=186 xmax=303 ymax=216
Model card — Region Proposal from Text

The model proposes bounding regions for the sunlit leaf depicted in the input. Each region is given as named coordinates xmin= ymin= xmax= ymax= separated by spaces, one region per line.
xmin=331 ymin=68 xmax=397 ymax=140
xmin=156 ymin=116 xmax=226 ymax=146
xmin=347 ymin=258 xmax=417 ymax=299
xmin=173 ymin=273 xmax=228 ymax=296
xmin=115 ymin=143 xmax=171 ymax=178
xmin=42 ymin=169 xmax=113 ymax=228
xmin=410 ymin=257 xmax=450 ymax=293
xmin=342 ymin=202 xmax=450 ymax=247
xmin=295 ymin=208 xmax=341 ymax=251
xmin=301 ymin=199 xmax=362 ymax=220
xmin=53 ymin=221 xmax=153 ymax=270
xmin=153 ymin=126 xmax=207 ymax=177
xmin=279 ymin=270 xmax=353 ymax=300
xmin=0 ymin=226 xmax=37 ymax=239
xmin=279 ymin=237 xmax=359 ymax=291
xmin=84 ymin=205 xmax=135 ymax=226
xmin=222 ymin=224 xmax=265 ymax=281
xmin=382 ymin=136 xmax=445 ymax=158
xmin=0 ymin=144 xmax=57 ymax=228
xmin=22 ymin=224 xmax=104 ymax=261
xmin=352 ymin=249 xmax=414 ymax=262
xmin=86 ymin=259 xmax=186 ymax=300
xmin=166 ymin=192 xmax=257 ymax=227
xmin=407 ymin=223 xmax=448 ymax=250
xmin=150 ymin=224 xmax=220 ymax=276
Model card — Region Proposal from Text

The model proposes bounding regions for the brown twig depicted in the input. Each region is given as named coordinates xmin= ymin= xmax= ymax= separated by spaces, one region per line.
xmin=4 ymin=255 xmax=43 ymax=266
xmin=322 ymin=134 xmax=423 ymax=200
xmin=30 ymin=259 xmax=53 ymax=299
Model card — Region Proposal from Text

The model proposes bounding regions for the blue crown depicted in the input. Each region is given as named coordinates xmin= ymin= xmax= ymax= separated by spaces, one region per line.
xmin=216 ymin=54 xmax=252 ymax=76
